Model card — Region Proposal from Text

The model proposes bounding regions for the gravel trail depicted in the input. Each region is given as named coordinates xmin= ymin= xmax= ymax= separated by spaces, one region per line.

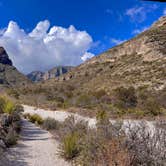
xmin=1 ymin=119 xmax=69 ymax=166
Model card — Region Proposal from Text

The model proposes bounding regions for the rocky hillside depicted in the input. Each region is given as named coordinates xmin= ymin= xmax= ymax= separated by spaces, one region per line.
xmin=0 ymin=47 xmax=31 ymax=88
xmin=18 ymin=16 xmax=166 ymax=117
xmin=50 ymin=16 xmax=166 ymax=91
xmin=27 ymin=66 xmax=73 ymax=82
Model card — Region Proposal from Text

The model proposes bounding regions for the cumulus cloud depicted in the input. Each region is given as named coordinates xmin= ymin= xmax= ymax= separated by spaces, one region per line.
xmin=110 ymin=38 xmax=126 ymax=45
xmin=126 ymin=4 xmax=158 ymax=23
xmin=81 ymin=52 xmax=94 ymax=61
xmin=0 ymin=20 xmax=93 ymax=73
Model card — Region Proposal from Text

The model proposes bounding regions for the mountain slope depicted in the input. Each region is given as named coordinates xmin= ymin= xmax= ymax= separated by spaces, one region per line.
xmin=0 ymin=47 xmax=31 ymax=88
xmin=44 ymin=16 xmax=166 ymax=91
xmin=18 ymin=16 xmax=166 ymax=116
xmin=27 ymin=66 xmax=73 ymax=82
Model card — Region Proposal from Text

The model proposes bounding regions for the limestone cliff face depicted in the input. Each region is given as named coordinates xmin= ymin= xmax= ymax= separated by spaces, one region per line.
xmin=85 ymin=16 xmax=166 ymax=65
xmin=27 ymin=66 xmax=73 ymax=82
xmin=0 ymin=47 xmax=31 ymax=87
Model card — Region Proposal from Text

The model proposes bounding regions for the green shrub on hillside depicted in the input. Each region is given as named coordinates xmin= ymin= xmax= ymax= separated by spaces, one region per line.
xmin=113 ymin=86 xmax=137 ymax=109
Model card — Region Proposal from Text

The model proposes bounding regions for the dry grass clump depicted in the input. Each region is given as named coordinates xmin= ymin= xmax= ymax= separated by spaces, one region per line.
xmin=29 ymin=114 xmax=43 ymax=125
xmin=42 ymin=117 xmax=59 ymax=130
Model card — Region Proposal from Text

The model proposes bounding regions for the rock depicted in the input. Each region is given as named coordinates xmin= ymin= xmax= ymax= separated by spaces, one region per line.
xmin=0 ymin=47 xmax=12 ymax=66
xmin=27 ymin=66 xmax=74 ymax=82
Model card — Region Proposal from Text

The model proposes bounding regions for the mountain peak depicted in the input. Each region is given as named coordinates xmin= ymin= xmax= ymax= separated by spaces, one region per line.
xmin=0 ymin=47 xmax=13 ymax=66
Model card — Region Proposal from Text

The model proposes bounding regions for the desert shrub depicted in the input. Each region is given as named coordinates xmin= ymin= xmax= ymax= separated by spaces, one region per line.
xmin=0 ymin=97 xmax=5 ymax=114
xmin=76 ymin=94 xmax=94 ymax=108
xmin=75 ymin=129 xmax=103 ymax=165
xmin=7 ymin=89 xmax=20 ymax=99
xmin=59 ymin=116 xmax=88 ymax=138
xmin=125 ymin=121 xmax=166 ymax=166
xmin=23 ymin=113 xmax=31 ymax=119
xmin=0 ymin=97 xmax=15 ymax=114
xmin=143 ymin=98 xmax=163 ymax=116
xmin=59 ymin=132 xmax=80 ymax=160
xmin=92 ymin=89 xmax=107 ymax=99
xmin=42 ymin=118 xmax=59 ymax=130
xmin=29 ymin=114 xmax=43 ymax=125
xmin=113 ymin=86 xmax=137 ymax=109
xmin=96 ymin=110 xmax=112 ymax=139
xmin=5 ymin=128 xmax=18 ymax=146
xmin=75 ymin=123 xmax=126 ymax=166
xmin=14 ymin=104 xmax=24 ymax=113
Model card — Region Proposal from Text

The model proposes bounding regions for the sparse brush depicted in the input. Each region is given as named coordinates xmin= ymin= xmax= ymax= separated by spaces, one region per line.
xmin=60 ymin=115 xmax=88 ymax=138
xmin=42 ymin=117 xmax=59 ymax=130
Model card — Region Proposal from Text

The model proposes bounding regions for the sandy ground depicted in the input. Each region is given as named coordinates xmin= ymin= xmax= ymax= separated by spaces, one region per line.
xmin=23 ymin=105 xmax=155 ymax=131
xmin=23 ymin=105 xmax=97 ymax=127
xmin=1 ymin=119 xmax=70 ymax=166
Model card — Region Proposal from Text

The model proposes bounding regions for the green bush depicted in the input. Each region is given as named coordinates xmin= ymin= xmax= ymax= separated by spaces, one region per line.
xmin=114 ymin=86 xmax=137 ymax=109
xmin=144 ymin=98 xmax=163 ymax=116
xmin=42 ymin=118 xmax=59 ymax=130
xmin=76 ymin=94 xmax=95 ymax=108
xmin=29 ymin=114 xmax=43 ymax=125
xmin=59 ymin=132 xmax=80 ymax=160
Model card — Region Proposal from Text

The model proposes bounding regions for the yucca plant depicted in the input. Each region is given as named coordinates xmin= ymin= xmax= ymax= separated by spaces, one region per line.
xmin=0 ymin=96 xmax=15 ymax=114
xmin=59 ymin=132 xmax=80 ymax=160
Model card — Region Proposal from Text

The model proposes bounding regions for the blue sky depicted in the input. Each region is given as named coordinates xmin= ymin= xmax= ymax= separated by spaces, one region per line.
xmin=0 ymin=0 xmax=165 ymax=73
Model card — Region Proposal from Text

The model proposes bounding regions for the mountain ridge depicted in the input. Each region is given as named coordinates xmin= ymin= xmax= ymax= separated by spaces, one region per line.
xmin=27 ymin=66 xmax=74 ymax=82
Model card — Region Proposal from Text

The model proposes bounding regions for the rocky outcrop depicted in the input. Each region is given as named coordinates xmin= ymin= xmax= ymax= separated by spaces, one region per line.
xmin=27 ymin=66 xmax=73 ymax=82
xmin=27 ymin=71 xmax=44 ymax=82
xmin=0 ymin=47 xmax=31 ymax=87
xmin=0 ymin=47 xmax=12 ymax=66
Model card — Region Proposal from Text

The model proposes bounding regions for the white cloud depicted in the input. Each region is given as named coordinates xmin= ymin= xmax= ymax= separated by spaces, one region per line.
xmin=132 ymin=26 xmax=148 ymax=35
xmin=126 ymin=4 xmax=158 ymax=23
xmin=81 ymin=52 xmax=94 ymax=61
xmin=110 ymin=38 xmax=126 ymax=45
xmin=164 ymin=9 xmax=166 ymax=15
xmin=0 ymin=20 xmax=93 ymax=73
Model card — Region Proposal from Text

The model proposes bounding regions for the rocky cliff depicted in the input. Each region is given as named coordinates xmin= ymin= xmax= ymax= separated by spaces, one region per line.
xmin=27 ymin=66 xmax=73 ymax=82
xmin=0 ymin=47 xmax=31 ymax=87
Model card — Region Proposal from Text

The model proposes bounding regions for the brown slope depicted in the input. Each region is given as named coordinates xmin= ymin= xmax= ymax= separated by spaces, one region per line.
xmin=42 ymin=16 xmax=166 ymax=92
